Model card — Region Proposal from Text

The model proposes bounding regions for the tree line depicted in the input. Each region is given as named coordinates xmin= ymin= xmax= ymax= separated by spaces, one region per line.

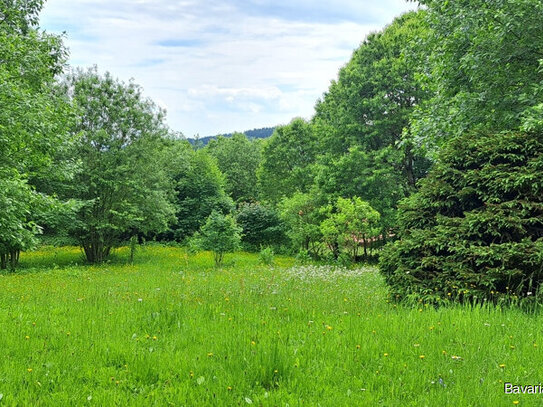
xmin=2 ymin=1 xmax=543 ymax=304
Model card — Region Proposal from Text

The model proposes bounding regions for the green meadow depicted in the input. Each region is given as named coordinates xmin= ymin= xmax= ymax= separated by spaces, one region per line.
xmin=0 ymin=246 xmax=541 ymax=406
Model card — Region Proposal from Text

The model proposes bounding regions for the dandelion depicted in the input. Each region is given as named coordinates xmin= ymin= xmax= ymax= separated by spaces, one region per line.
xmin=419 ymin=355 xmax=425 ymax=359
xmin=356 ymin=345 xmax=361 ymax=349
xmin=326 ymin=325 xmax=333 ymax=331
xmin=383 ymin=353 xmax=389 ymax=357
xmin=513 ymin=401 xmax=519 ymax=405
xmin=251 ymin=341 xmax=256 ymax=346
xmin=25 ymin=335 xmax=30 ymax=340
xmin=27 ymin=368 xmax=32 ymax=373
xmin=227 ymin=386 xmax=232 ymax=391
xmin=152 ymin=336 xmax=157 ymax=341
xmin=207 ymin=352 xmax=213 ymax=357
xmin=499 ymin=364 xmax=506 ymax=368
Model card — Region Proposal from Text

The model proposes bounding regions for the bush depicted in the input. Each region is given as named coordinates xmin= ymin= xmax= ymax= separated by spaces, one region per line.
xmin=380 ymin=131 xmax=543 ymax=305
xmin=236 ymin=203 xmax=286 ymax=250
xmin=193 ymin=211 xmax=242 ymax=267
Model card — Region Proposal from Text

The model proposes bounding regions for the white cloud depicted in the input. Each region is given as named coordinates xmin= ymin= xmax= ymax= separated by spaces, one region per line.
xmin=40 ymin=0 xmax=418 ymax=137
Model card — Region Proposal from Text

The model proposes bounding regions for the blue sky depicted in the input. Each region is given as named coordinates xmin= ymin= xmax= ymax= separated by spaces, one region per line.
xmin=40 ymin=0 xmax=418 ymax=137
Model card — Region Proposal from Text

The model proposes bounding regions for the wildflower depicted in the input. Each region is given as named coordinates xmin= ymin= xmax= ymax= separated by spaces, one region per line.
xmin=513 ymin=401 xmax=519 ymax=405
xmin=190 ymin=371 xmax=194 ymax=378
xmin=326 ymin=325 xmax=333 ymax=331
xmin=451 ymin=355 xmax=463 ymax=360
xmin=152 ymin=336 xmax=157 ymax=341
xmin=383 ymin=353 xmax=389 ymax=357
xmin=442 ymin=350 xmax=447 ymax=355
xmin=419 ymin=355 xmax=425 ymax=359
xmin=25 ymin=336 xmax=30 ymax=340
xmin=499 ymin=364 xmax=506 ymax=368
xmin=207 ymin=352 xmax=213 ymax=357
xmin=356 ymin=345 xmax=361 ymax=349
xmin=27 ymin=368 xmax=32 ymax=373
xmin=227 ymin=386 xmax=232 ymax=391
xmin=251 ymin=341 xmax=256 ymax=346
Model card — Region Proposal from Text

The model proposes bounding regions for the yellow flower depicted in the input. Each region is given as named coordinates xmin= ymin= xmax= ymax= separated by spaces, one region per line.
xmin=227 ymin=386 xmax=232 ymax=391
xmin=442 ymin=350 xmax=447 ymax=355
xmin=326 ymin=325 xmax=333 ymax=330
xmin=419 ymin=355 xmax=425 ymax=359
xmin=356 ymin=344 xmax=361 ymax=349
xmin=499 ymin=364 xmax=506 ymax=368
xmin=207 ymin=352 xmax=213 ymax=357
xmin=251 ymin=341 xmax=256 ymax=346
xmin=27 ymin=368 xmax=32 ymax=373
xmin=25 ymin=335 xmax=30 ymax=340
xmin=152 ymin=336 xmax=157 ymax=340
xmin=383 ymin=353 xmax=389 ymax=357
xmin=513 ymin=401 xmax=519 ymax=405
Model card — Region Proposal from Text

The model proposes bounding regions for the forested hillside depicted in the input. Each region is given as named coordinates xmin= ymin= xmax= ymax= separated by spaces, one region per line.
xmin=187 ymin=127 xmax=276 ymax=147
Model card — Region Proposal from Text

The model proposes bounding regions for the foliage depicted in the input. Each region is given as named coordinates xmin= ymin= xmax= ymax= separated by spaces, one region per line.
xmin=257 ymin=118 xmax=318 ymax=204
xmin=411 ymin=0 xmax=543 ymax=153
xmin=380 ymin=130 xmax=543 ymax=305
xmin=0 ymin=0 xmax=72 ymax=269
xmin=168 ymin=146 xmax=234 ymax=241
xmin=206 ymin=133 xmax=262 ymax=203
xmin=61 ymin=68 xmax=176 ymax=263
xmin=320 ymin=197 xmax=380 ymax=261
xmin=278 ymin=191 xmax=327 ymax=257
xmin=311 ymin=11 xmax=432 ymax=231
xmin=193 ymin=211 xmax=242 ymax=266
xmin=236 ymin=202 xmax=285 ymax=250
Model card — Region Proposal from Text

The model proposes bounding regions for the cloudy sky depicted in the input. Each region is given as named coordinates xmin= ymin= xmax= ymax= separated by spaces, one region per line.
xmin=40 ymin=0 xmax=418 ymax=137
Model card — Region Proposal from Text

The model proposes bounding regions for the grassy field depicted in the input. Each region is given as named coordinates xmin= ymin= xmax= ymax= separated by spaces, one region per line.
xmin=0 ymin=246 xmax=541 ymax=406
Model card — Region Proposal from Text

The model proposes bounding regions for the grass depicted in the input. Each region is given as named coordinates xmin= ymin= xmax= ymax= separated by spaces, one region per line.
xmin=0 ymin=246 xmax=542 ymax=406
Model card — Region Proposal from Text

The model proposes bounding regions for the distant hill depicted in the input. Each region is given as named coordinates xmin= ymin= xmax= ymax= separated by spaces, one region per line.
xmin=188 ymin=127 xmax=275 ymax=146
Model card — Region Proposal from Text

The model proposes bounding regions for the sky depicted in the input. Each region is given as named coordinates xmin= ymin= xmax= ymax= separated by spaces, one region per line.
xmin=40 ymin=0 xmax=418 ymax=138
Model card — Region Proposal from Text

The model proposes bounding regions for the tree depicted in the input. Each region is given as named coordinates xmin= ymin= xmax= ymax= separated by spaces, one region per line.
xmin=167 ymin=147 xmax=234 ymax=241
xmin=410 ymin=0 xmax=543 ymax=153
xmin=320 ymin=197 xmax=380 ymax=261
xmin=206 ymin=133 xmax=261 ymax=203
xmin=311 ymin=11 xmax=431 ymax=232
xmin=257 ymin=118 xmax=318 ymax=204
xmin=380 ymin=130 xmax=543 ymax=305
xmin=62 ymin=68 xmax=175 ymax=263
xmin=278 ymin=191 xmax=327 ymax=256
xmin=194 ymin=211 xmax=242 ymax=267
xmin=0 ymin=0 xmax=72 ymax=269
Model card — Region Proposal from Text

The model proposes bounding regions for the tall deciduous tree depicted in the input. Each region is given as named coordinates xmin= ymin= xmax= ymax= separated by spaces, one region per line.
xmin=410 ymin=0 xmax=543 ymax=152
xmin=311 ymin=11 xmax=431 ymax=232
xmin=257 ymin=118 xmax=318 ymax=204
xmin=0 ymin=0 xmax=72 ymax=269
xmin=62 ymin=68 xmax=175 ymax=263
xmin=206 ymin=133 xmax=261 ymax=203
xmin=167 ymin=145 xmax=234 ymax=242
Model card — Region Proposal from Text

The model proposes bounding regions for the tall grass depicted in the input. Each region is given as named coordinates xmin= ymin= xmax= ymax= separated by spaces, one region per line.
xmin=0 ymin=246 xmax=540 ymax=405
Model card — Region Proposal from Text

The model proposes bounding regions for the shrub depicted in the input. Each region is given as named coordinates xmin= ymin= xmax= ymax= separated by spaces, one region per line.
xmin=193 ymin=211 xmax=242 ymax=267
xmin=236 ymin=203 xmax=285 ymax=250
xmin=380 ymin=131 xmax=543 ymax=305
